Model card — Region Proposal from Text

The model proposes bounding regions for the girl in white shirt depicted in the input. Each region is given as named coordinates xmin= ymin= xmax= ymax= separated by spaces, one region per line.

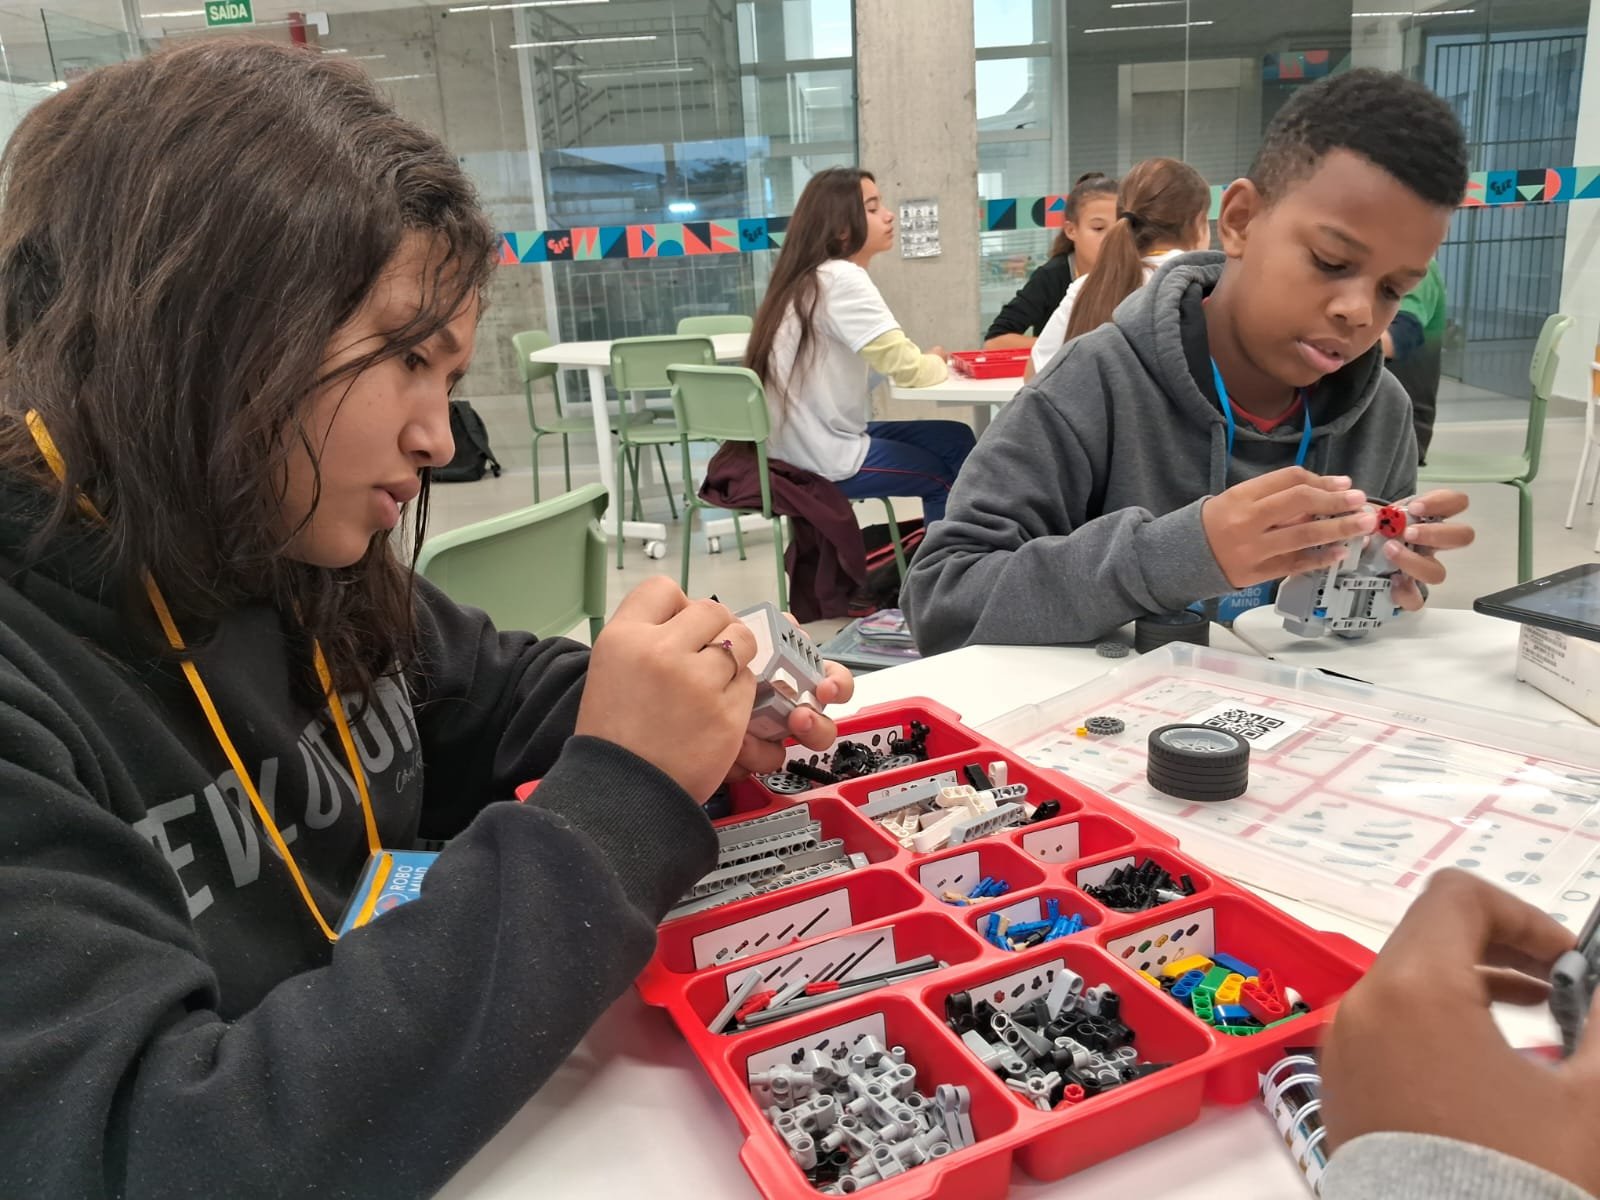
xmin=1028 ymin=158 xmax=1212 ymax=378
xmin=746 ymin=167 xmax=975 ymax=523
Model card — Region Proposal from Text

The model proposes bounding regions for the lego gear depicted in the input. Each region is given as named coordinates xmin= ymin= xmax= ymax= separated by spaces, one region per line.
xmin=1083 ymin=716 xmax=1125 ymax=736
xmin=1145 ymin=723 xmax=1250 ymax=801
xmin=761 ymin=771 xmax=813 ymax=795
xmin=1095 ymin=641 xmax=1130 ymax=658
xmin=1133 ymin=610 xmax=1210 ymax=655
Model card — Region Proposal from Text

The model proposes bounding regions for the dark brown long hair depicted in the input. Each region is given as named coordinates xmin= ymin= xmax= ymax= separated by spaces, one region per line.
xmin=0 ymin=39 xmax=497 ymax=703
xmin=1065 ymin=158 xmax=1209 ymax=341
xmin=1048 ymin=171 xmax=1118 ymax=259
xmin=745 ymin=167 xmax=872 ymax=403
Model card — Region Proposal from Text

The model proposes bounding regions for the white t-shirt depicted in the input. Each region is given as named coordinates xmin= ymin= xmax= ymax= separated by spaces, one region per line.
xmin=763 ymin=259 xmax=899 ymax=480
xmin=1029 ymin=249 xmax=1185 ymax=376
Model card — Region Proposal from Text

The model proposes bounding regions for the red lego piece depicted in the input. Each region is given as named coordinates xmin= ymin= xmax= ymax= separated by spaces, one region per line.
xmin=1241 ymin=981 xmax=1288 ymax=1024
xmin=803 ymin=980 xmax=843 ymax=996
xmin=735 ymin=990 xmax=778 ymax=1021
xmin=1376 ymin=504 xmax=1407 ymax=539
xmin=1056 ymin=1083 xmax=1086 ymax=1107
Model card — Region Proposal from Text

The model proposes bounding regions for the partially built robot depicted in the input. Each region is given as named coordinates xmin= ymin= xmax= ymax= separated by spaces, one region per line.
xmin=1276 ymin=502 xmax=1433 ymax=639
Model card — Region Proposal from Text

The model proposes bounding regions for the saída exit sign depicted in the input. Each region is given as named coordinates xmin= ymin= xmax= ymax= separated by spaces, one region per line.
xmin=205 ymin=0 xmax=253 ymax=25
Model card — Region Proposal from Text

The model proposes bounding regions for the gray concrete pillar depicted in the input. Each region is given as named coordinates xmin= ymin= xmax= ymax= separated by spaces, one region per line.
xmin=855 ymin=0 xmax=980 ymax=355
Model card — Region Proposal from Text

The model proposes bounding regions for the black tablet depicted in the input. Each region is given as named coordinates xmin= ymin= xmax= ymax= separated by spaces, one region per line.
xmin=1474 ymin=563 xmax=1600 ymax=643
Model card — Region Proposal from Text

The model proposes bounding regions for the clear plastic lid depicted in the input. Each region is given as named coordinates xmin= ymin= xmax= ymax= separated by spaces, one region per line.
xmin=982 ymin=644 xmax=1600 ymax=933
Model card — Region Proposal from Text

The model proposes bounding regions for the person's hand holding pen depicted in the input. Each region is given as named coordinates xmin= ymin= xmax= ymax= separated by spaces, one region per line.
xmin=1320 ymin=869 xmax=1600 ymax=1196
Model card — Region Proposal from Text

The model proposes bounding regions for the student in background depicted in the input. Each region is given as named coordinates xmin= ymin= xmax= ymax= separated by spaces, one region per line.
xmin=1027 ymin=158 xmax=1212 ymax=379
xmin=0 ymin=41 xmax=854 ymax=1196
xmin=983 ymin=172 xmax=1118 ymax=350
xmin=1382 ymin=257 xmax=1447 ymax=462
xmin=748 ymin=166 xmax=975 ymax=525
xmin=902 ymin=69 xmax=1477 ymax=653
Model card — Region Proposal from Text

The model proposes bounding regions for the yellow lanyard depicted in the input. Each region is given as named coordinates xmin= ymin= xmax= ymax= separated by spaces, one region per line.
xmin=25 ymin=411 xmax=378 ymax=942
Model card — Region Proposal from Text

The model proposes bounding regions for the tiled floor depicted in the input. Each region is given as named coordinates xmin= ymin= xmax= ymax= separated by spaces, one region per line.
xmin=426 ymin=385 xmax=1600 ymax=646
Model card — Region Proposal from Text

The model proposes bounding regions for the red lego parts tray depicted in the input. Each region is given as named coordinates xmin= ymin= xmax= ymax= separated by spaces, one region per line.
xmin=636 ymin=697 xmax=1375 ymax=1197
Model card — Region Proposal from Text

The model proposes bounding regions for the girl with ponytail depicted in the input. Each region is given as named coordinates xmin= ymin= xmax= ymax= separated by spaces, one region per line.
xmin=1028 ymin=158 xmax=1211 ymax=378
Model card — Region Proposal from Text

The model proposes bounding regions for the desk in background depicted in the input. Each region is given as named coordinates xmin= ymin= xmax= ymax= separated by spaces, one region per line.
xmin=527 ymin=332 xmax=748 ymax=557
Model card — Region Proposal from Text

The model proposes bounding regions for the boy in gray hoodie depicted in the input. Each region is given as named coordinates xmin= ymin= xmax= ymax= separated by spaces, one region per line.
xmin=902 ymin=69 xmax=1477 ymax=653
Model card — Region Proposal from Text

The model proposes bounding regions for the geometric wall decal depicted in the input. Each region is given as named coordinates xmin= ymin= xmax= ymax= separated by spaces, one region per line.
xmin=501 ymin=168 xmax=1600 ymax=265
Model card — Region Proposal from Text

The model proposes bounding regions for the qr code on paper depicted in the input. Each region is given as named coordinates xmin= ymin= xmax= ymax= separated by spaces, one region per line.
xmin=1205 ymin=709 xmax=1284 ymax=741
xmin=1187 ymin=702 xmax=1308 ymax=750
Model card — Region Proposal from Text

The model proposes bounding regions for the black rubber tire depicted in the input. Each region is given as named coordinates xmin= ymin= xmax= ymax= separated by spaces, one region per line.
xmin=1134 ymin=610 xmax=1211 ymax=655
xmin=1146 ymin=767 xmax=1249 ymax=803
xmin=1145 ymin=724 xmax=1250 ymax=801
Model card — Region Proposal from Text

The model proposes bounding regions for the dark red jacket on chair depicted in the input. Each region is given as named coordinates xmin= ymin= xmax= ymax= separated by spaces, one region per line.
xmin=698 ymin=444 xmax=866 ymax=621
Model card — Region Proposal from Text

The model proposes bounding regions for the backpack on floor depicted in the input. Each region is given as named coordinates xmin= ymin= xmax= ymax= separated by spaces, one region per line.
xmin=434 ymin=399 xmax=502 ymax=483
xmin=849 ymin=519 xmax=926 ymax=616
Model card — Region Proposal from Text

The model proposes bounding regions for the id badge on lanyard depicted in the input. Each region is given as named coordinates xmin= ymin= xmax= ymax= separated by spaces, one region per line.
xmin=337 ymin=850 xmax=439 ymax=934
xmin=1208 ymin=361 xmax=1312 ymax=624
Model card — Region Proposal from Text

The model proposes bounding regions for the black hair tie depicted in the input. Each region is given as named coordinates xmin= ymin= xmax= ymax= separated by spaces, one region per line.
xmin=1118 ymin=210 xmax=1143 ymax=230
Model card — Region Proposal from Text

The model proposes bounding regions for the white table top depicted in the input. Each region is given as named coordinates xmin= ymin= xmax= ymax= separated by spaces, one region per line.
xmin=444 ymin=614 xmax=1569 ymax=1200
xmin=528 ymin=331 xmax=749 ymax=369
xmin=889 ymin=372 xmax=1025 ymax=405
xmin=1230 ymin=603 xmax=1585 ymax=727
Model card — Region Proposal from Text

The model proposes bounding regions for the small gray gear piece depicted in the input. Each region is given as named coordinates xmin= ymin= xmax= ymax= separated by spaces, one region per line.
xmin=1095 ymin=642 xmax=1130 ymax=659
xmin=1083 ymin=716 xmax=1125 ymax=736
xmin=760 ymin=771 xmax=813 ymax=795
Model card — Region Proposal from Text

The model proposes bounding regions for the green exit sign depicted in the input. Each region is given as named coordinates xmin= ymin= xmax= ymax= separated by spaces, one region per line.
xmin=205 ymin=0 xmax=253 ymax=24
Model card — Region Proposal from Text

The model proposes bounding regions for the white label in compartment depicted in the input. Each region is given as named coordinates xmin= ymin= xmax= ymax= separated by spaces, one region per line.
xmin=917 ymin=851 xmax=982 ymax=897
xmin=690 ymin=888 xmax=853 ymax=970
xmin=725 ymin=928 xmax=901 ymax=1000
xmin=962 ymin=958 xmax=1070 ymax=1014
xmin=1103 ymin=906 xmax=1217 ymax=975
xmin=1019 ymin=821 xmax=1082 ymax=864
xmin=744 ymin=1013 xmax=890 ymax=1082
xmin=989 ymin=896 xmax=1043 ymax=926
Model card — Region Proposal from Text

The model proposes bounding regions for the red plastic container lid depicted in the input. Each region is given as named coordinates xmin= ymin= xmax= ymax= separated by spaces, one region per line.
xmin=949 ymin=349 xmax=1031 ymax=379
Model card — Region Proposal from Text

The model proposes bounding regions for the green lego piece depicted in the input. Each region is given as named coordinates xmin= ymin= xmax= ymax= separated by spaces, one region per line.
xmin=1262 ymin=1012 xmax=1309 ymax=1030
xmin=1200 ymin=966 xmax=1233 ymax=991
xmin=1190 ymin=993 xmax=1215 ymax=1023
xmin=1216 ymin=1024 xmax=1264 ymax=1037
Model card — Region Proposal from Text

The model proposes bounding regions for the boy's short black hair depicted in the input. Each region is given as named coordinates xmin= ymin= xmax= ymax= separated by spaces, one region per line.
xmin=1249 ymin=68 xmax=1468 ymax=209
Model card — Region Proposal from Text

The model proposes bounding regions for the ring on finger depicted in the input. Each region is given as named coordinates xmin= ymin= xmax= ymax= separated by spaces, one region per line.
xmin=706 ymin=637 xmax=742 ymax=678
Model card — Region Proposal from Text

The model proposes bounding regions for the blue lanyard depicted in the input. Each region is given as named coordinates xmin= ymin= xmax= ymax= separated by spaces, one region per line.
xmin=1210 ymin=357 xmax=1312 ymax=468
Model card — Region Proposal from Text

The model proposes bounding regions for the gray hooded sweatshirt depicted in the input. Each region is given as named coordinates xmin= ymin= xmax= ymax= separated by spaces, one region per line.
xmin=902 ymin=251 xmax=1419 ymax=653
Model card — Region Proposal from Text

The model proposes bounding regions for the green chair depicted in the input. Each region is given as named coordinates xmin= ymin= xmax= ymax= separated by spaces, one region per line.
xmin=416 ymin=483 xmax=608 ymax=642
xmin=668 ymin=364 xmax=907 ymax=610
xmin=609 ymin=335 xmax=718 ymax=567
xmin=1417 ymin=311 xmax=1572 ymax=582
xmin=511 ymin=329 xmax=640 ymax=504
xmin=676 ymin=314 xmax=753 ymax=336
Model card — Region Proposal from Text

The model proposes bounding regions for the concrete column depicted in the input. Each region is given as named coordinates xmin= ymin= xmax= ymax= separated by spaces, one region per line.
xmin=855 ymin=0 xmax=980 ymax=358
xmin=1350 ymin=15 xmax=1408 ymax=73
xmin=1555 ymin=0 xmax=1600 ymax=403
